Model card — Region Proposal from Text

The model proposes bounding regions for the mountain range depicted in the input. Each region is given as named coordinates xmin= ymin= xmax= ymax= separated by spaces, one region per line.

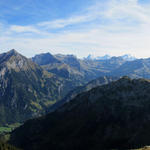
xmin=32 ymin=52 xmax=128 ymax=83
xmin=0 ymin=50 xmax=150 ymax=126
xmin=32 ymin=52 xmax=150 ymax=80
xmin=1 ymin=50 xmax=150 ymax=150
xmin=0 ymin=50 xmax=150 ymax=122
xmin=0 ymin=50 xmax=87 ymax=126
xmin=0 ymin=50 xmax=121 ymax=126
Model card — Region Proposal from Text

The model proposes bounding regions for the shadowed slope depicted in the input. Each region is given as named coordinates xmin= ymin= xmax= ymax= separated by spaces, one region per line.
xmin=10 ymin=77 xmax=150 ymax=150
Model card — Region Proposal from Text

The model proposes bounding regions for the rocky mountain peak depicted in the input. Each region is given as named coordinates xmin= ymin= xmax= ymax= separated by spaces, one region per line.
xmin=0 ymin=50 xmax=39 ymax=75
xmin=0 ymin=49 xmax=24 ymax=62
xmin=8 ymin=49 xmax=19 ymax=55
xmin=1 ymin=50 xmax=29 ymax=71
xmin=32 ymin=52 xmax=61 ymax=65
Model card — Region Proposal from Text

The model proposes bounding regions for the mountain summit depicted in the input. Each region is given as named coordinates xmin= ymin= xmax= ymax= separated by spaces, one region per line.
xmin=32 ymin=52 xmax=60 ymax=65
xmin=0 ymin=49 xmax=34 ymax=72
xmin=0 ymin=50 xmax=64 ymax=125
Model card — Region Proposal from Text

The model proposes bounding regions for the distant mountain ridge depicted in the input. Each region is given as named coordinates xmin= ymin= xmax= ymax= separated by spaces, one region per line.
xmin=32 ymin=52 xmax=126 ymax=84
xmin=109 ymin=58 xmax=150 ymax=78
xmin=32 ymin=52 xmax=150 ymax=80
xmin=85 ymin=54 xmax=111 ymax=60
xmin=85 ymin=54 xmax=136 ymax=61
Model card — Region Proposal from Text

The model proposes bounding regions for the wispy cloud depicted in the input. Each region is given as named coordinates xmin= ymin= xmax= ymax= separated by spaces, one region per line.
xmin=10 ymin=25 xmax=39 ymax=33
xmin=104 ymin=0 xmax=150 ymax=24
xmin=38 ymin=15 xmax=91 ymax=29
xmin=9 ymin=25 xmax=40 ymax=33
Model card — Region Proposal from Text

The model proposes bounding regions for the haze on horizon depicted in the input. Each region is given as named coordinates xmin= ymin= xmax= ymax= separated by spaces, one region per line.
xmin=0 ymin=0 xmax=150 ymax=58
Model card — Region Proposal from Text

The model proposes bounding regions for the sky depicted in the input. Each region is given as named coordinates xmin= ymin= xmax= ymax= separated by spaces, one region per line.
xmin=0 ymin=0 xmax=150 ymax=58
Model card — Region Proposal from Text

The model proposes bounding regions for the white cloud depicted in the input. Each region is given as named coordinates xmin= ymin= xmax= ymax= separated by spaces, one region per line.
xmin=38 ymin=15 xmax=92 ymax=29
xmin=104 ymin=0 xmax=150 ymax=25
xmin=37 ymin=1 xmax=104 ymax=29
xmin=9 ymin=25 xmax=40 ymax=33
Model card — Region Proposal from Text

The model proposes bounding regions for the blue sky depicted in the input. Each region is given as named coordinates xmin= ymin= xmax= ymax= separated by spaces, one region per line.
xmin=0 ymin=0 xmax=150 ymax=58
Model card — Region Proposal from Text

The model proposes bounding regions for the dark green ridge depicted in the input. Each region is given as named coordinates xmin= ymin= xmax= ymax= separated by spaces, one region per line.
xmin=10 ymin=77 xmax=150 ymax=150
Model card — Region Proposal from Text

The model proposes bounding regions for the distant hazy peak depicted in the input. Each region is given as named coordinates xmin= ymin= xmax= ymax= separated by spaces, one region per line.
xmin=84 ymin=54 xmax=111 ymax=60
xmin=85 ymin=54 xmax=136 ymax=61
xmin=121 ymin=54 xmax=136 ymax=61
xmin=85 ymin=54 xmax=95 ymax=60
xmin=96 ymin=54 xmax=111 ymax=60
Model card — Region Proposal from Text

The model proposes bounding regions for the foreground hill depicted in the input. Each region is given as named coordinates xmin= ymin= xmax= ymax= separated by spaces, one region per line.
xmin=10 ymin=77 xmax=150 ymax=150
xmin=0 ymin=50 xmax=66 ymax=125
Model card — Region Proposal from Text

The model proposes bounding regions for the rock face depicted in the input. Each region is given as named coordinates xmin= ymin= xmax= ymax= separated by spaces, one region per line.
xmin=0 ymin=50 xmax=64 ymax=125
xmin=10 ymin=77 xmax=150 ymax=150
